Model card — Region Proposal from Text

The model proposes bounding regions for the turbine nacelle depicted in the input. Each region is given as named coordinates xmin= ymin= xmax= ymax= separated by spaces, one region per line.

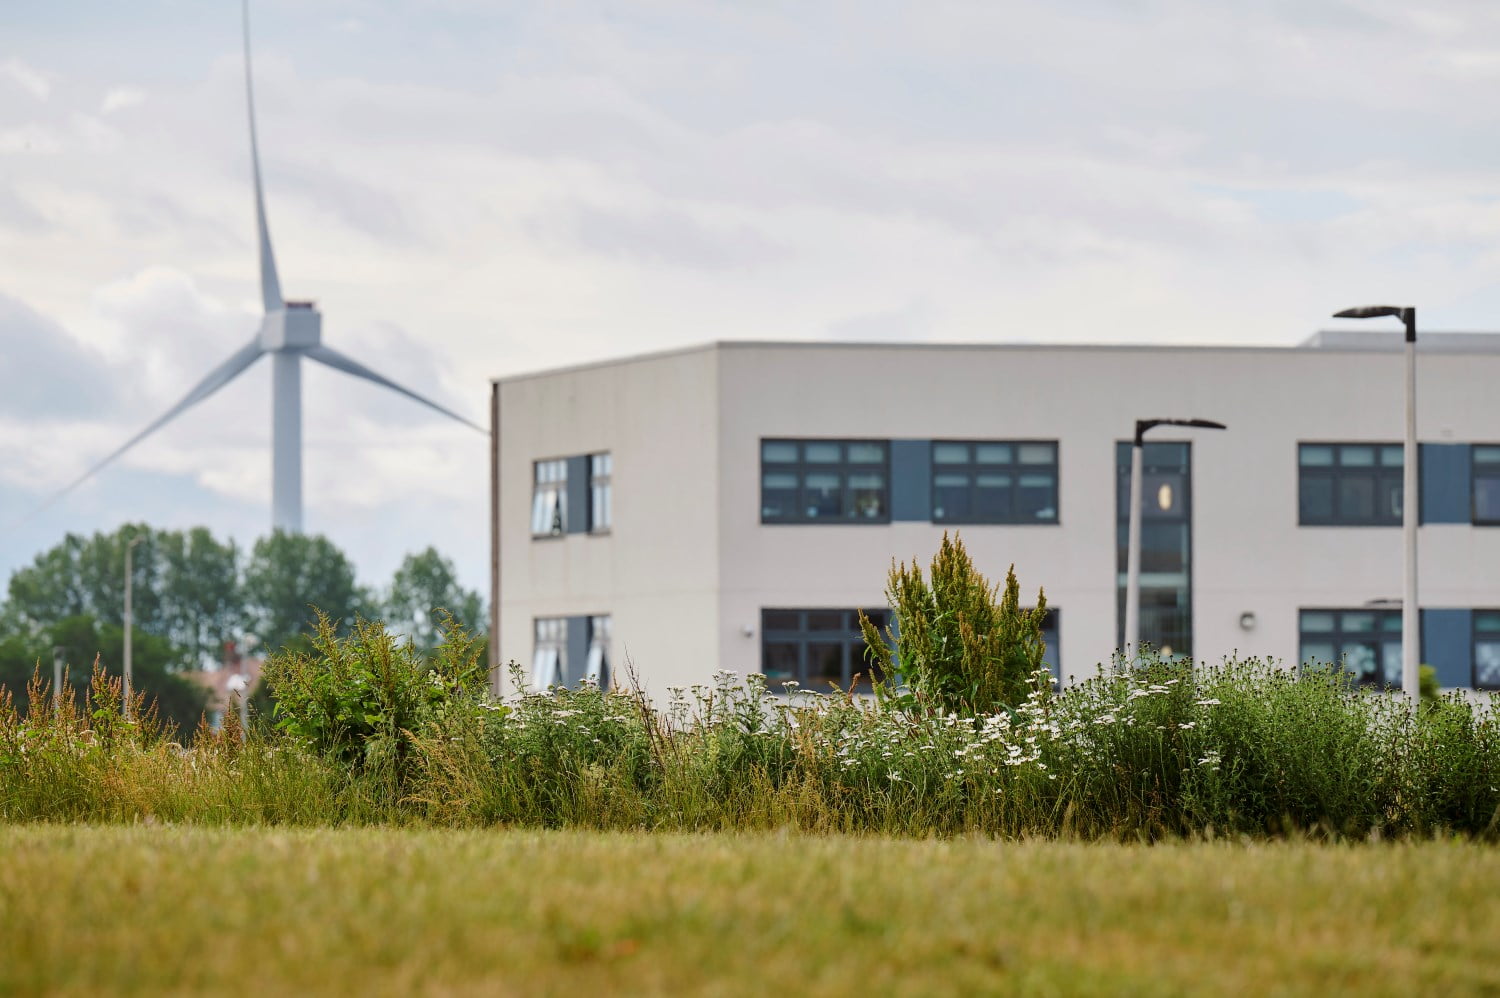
xmin=259 ymin=300 xmax=322 ymax=351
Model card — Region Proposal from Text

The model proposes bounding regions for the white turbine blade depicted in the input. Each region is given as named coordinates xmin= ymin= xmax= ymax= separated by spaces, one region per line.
xmin=243 ymin=0 xmax=283 ymax=313
xmin=34 ymin=337 xmax=266 ymax=513
xmin=304 ymin=345 xmax=485 ymax=432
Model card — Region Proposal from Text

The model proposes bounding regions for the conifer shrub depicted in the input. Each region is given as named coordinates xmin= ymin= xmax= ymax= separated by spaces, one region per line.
xmin=859 ymin=532 xmax=1048 ymax=715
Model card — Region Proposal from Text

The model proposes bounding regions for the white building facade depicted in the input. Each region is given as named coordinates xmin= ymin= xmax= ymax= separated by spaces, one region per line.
xmin=488 ymin=336 xmax=1500 ymax=696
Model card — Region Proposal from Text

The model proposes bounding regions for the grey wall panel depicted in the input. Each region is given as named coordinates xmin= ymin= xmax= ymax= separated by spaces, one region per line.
xmin=566 ymin=454 xmax=589 ymax=534
xmin=1422 ymin=608 xmax=1472 ymax=689
xmin=890 ymin=439 xmax=932 ymax=522
xmin=1420 ymin=443 xmax=1471 ymax=525
xmin=566 ymin=615 xmax=590 ymax=684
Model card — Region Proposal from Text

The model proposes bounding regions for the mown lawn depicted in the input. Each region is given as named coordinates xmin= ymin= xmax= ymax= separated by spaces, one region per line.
xmin=1 ymin=826 xmax=1496 ymax=996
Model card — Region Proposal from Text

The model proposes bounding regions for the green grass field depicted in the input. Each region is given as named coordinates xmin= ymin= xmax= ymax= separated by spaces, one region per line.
xmin=2 ymin=827 xmax=1497 ymax=996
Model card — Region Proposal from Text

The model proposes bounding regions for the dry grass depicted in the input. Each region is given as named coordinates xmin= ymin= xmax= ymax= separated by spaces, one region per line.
xmin=1 ymin=826 xmax=1496 ymax=996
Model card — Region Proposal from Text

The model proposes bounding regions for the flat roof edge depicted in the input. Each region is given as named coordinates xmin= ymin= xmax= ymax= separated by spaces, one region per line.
xmin=492 ymin=334 xmax=1500 ymax=383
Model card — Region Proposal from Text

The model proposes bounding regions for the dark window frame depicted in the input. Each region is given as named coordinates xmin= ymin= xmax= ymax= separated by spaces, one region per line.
xmin=588 ymin=452 xmax=612 ymax=534
xmin=530 ymin=458 xmax=568 ymax=539
xmin=1472 ymin=445 xmax=1500 ymax=526
xmin=929 ymin=439 xmax=1060 ymax=525
xmin=760 ymin=608 xmax=891 ymax=691
xmin=1298 ymin=607 xmax=1403 ymax=688
xmin=759 ymin=439 xmax=892 ymax=525
xmin=1033 ymin=607 xmax=1061 ymax=687
xmin=1473 ymin=610 xmax=1500 ymax=690
xmin=1298 ymin=442 xmax=1405 ymax=527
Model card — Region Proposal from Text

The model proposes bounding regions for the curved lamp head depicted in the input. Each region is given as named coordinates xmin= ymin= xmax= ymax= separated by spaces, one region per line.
xmin=1333 ymin=304 xmax=1416 ymax=342
xmin=1134 ymin=418 xmax=1227 ymax=446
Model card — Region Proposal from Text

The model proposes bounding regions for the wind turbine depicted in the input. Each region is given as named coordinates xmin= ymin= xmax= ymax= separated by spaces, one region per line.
xmin=43 ymin=2 xmax=484 ymax=533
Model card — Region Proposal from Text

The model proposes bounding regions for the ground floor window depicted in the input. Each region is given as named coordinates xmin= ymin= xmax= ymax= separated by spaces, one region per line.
xmin=1036 ymin=608 xmax=1060 ymax=685
xmin=761 ymin=608 xmax=889 ymax=691
xmin=586 ymin=615 xmax=612 ymax=689
xmin=531 ymin=617 xmax=566 ymax=688
xmin=1474 ymin=611 xmax=1500 ymax=690
xmin=1299 ymin=608 xmax=1402 ymax=687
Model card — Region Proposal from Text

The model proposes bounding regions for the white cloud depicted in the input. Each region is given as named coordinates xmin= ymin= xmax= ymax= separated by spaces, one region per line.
xmin=6 ymin=0 xmax=1500 ymax=594
xmin=1 ymin=59 xmax=49 ymax=101
xmin=100 ymin=87 xmax=146 ymax=115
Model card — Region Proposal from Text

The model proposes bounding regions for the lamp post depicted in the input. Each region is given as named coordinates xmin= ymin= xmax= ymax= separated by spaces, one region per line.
xmin=1124 ymin=418 xmax=1227 ymax=666
xmin=52 ymin=645 xmax=65 ymax=707
xmin=123 ymin=533 xmax=144 ymax=721
xmin=1332 ymin=305 xmax=1419 ymax=702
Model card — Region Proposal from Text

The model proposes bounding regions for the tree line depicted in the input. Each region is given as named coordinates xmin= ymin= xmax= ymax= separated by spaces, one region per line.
xmin=0 ymin=525 xmax=485 ymax=733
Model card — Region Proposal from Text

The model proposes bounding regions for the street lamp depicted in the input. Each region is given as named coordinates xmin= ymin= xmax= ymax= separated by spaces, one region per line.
xmin=52 ymin=645 xmax=66 ymax=708
xmin=123 ymin=533 xmax=144 ymax=721
xmin=1123 ymin=417 xmax=1227 ymax=666
xmin=1332 ymin=304 xmax=1419 ymax=702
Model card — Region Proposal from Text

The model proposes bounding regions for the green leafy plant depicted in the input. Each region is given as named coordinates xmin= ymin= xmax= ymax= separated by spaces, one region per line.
xmin=860 ymin=532 xmax=1049 ymax=714
xmin=262 ymin=610 xmax=487 ymax=791
xmin=1419 ymin=663 xmax=1439 ymax=704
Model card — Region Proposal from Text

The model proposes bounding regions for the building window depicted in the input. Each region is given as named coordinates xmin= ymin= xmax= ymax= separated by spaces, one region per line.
xmin=531 ymin=459 xmax=567 ymax=537
xmin=585 ymin=615 xmax=612 ymax=689
xmin=1115 ymin=441 xmax=1193 ymax=659
xmin=1474 ymin=611 xmax=1500 ymax=689
xmin=931 ymin=441 xmax=1059 ymax=524
xmin=531 ymin=617 xmax=566 ymax=688
xmin=760 ymin=440 xmax=890 ymax=523
xmin=761 ymin=608 xmax=889 ymax=690
xmin=1036 ymin=608 xmax=1061 ymax=685
xmin=1298 ymin=443 xmax=1403 ymax=526
xmin=1473 ymin=447 xmax=1500 ymax=525
xmin=1299 ymin=608 xmax=1402 ymax=688
xmin=589 ymin=453 xmax=612 ymax=532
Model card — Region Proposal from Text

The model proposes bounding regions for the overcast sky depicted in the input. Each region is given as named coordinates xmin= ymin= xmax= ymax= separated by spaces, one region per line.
xmin=3 ymin=0 xmax=1500 ymax=598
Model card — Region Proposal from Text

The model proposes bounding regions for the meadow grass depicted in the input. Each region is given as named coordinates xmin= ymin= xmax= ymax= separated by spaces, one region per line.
xmin=4 ymin=653 xmax=1499 ymax=839
xmin=1 ymin=825 xmax=1496 ymax=996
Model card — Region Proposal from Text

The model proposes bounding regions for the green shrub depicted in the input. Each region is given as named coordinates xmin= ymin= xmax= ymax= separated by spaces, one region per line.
xmin=1420 ymin=663 xmax=1439 ymax=704
xmin=860 ymin=532 xmax=1048 ymax=714
xmin=262 ymin=611 xmax=487 ymax=793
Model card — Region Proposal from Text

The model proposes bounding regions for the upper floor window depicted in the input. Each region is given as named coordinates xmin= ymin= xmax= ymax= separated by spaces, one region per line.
xmin=761 ymin=607 xmax=889 ymax=691
xmin=1299 ymin=608 xmax=1402 ymax=687
xmin=932 ymin=441 xmax=1058 ymax=524
xmin=531 ymin=459 xmax=567 ymax=537
xmin=589 ymin=453 xmax=613 ymax=532
xmin=1473 ymin=447 xmax=1500 ymax=525
xmin=760 ymin=439 xmax=890 ymax=524
xmin=1298 ymin=443 xmax=1403 ymax=526
xmin=530 ymin=617 xmax=566 ymax=688
xmin=1474 ymin=611 xmax=1500 ymax=690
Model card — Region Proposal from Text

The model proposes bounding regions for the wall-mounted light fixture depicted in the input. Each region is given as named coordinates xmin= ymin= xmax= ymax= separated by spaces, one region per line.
xmin=1239 ymin=612 xmax=1256 ymax=631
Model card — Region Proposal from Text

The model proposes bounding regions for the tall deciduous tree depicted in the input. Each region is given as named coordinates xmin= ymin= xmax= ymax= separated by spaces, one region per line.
xmin=0 ymin=613 xmax=208 ymax=735
xmin=5 ymin=525 xmax=243 ymax=669
xmin=243 ymin=531 xmax=368 ymax=654
xmin=383 ymin=547 xmax=485 ymax=653
xmin=6 ymin=525 xmax=164 ymax=633
xmin=157 ymin=528 xmax=244 ymax=668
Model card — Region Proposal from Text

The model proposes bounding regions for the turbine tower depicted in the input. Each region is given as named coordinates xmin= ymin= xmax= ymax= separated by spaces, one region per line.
xmin=45 ymin=2 xmax=484 ymax=532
